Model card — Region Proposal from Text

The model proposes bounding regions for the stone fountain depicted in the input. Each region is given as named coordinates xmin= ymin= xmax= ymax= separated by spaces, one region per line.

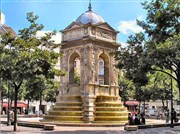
xmin=42 ymin=3 xmax=128 ymax=125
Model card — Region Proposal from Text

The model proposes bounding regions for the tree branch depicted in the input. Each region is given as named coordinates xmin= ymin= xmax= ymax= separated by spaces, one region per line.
xmin=152 ymin=69 xmax=177 ymax=82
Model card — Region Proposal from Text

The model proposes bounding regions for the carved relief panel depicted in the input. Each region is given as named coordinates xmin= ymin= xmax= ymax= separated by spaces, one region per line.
xmin=63 ymin=27 xmax=88 ymax=41
xmin=96 ymin=28 xmax=116 ymax=41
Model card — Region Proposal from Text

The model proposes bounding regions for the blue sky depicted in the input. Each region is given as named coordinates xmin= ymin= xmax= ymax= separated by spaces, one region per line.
xmin=1 ymin=0 xmax=147 ymax=46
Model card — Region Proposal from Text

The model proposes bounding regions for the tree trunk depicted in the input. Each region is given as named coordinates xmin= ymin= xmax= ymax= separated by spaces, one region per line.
xmin=161 ymin=99 xmax=165 ymax=110
xmin=139 ymin=101 xmax=141 ymax=113
xmin=39 ymin=94 xmax=42 ymax=112
xmin=178 ymin=79 xmax=180 ymax=99
xmin=13 ymin=86 xmax=18 ymax=131
xmin=166 ymin=100 xmax=168 ymax=110
xmin=1 ymin=94 xmax=3 ymax=114
xmin=176 ymin=69 xmax=180 ymax=100
xmin=27 ymin=98 xmax=30 ymax=115
xmin=143 ymin=100 xmax=146 ymax=113
xmin=7 ymin=85 xmax=10 ymax=126
xmin=13 ymin=81 xmax=22 ymax=132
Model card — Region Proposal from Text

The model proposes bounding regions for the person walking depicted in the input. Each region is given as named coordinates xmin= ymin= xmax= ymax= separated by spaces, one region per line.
xmin=172 ymin=108 xmax=178 ymax=122
xmin=165 ymin=109 xmax=169 ymax=123
xmin=140 ymin=113 xmax=146 ymax=125
xmin=134 ymin=114 xmax=140 ymax=125
xmin=127 ymin=113 xmax=133 ymax=125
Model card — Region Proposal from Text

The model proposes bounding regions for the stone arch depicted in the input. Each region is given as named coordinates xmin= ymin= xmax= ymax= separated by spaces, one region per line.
xmin=69 ymin=52 xmax=81 ymax=84
xmin=98 ymin=52 xmax=110 ymax=85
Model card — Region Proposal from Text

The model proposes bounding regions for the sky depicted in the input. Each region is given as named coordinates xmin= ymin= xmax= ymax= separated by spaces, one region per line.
xmin=1 ymin=0 xmax=148 ymax=46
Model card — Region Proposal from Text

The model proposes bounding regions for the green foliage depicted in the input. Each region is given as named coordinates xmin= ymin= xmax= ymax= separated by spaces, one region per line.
xmin=118 ymin=71 xmax=135 ymax=101
xmin=0 ymin=12 xmax=64 ymax=131
xmin=115 ymin=32 xmax=149 ymax=86
xmin=114 ymin=0 xmax=180 ymax=101
xmin=139 ymin=0 xmax=180 ymax=43
xmin=115 ymin=0 xmax=180 ymax=103
xmin=74 ymin=70 xmax=80 ymax=84
xmin=43 ymin=80 xmax=60 ymax=102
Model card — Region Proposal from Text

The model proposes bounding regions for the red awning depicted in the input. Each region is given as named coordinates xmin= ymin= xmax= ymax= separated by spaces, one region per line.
xmin=2 ymin=102 xmax=27 ymax=108
xmin=125 ymin=101 xmax=140 ymax=106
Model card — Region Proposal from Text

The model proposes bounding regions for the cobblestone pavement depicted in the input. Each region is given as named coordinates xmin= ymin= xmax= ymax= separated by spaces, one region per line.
xmin=0 ymin=124 xmax=180 ymax=134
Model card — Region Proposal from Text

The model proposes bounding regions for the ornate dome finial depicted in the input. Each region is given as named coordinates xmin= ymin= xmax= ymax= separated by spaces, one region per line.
xmin=88 ymin=0 xmax=92 ymax=11
xmin=75 ymin=0 xmax=105 ymax=24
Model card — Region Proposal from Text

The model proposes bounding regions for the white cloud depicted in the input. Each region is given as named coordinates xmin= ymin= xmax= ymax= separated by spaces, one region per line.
xmin=117 ymin=16 xmax=144 ymax=35
xmin=51 ymin=32 xmax=62 ymax=44
xmin=1 ymin=12 xmax=5 ymax=24
xmin=120 ymin=42 xmax=129 ymax=48
xmin=36 ymin=31 xmax=62 ymax=53
xmin=36 ymin=31 xmax=62 ymax=44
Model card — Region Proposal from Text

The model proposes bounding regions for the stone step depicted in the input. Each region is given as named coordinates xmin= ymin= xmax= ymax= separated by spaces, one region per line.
xmin=60 ymin=95 xmax=82 ymax=102
xmin=124 ymin=125 xmax=138 ymax=131
xmin=96 ymin=96 xmax=119 ymax=102
xmin=41 ymin=119 xmax=84 ymax=123
xmin=93 ymin=121 xmax=127 ymax=124
xmin=95 ymin=102 xmax=124 ymax=107
xmin=52 ymin=106 xmax=82 ymax=111
xmin=96 ymin=107 xmax=127 ymax=111
xmin=44 ymin=125 xmax=56 ymax=130
xmin=95 ymin=116 xmax=127 ymax=121
xmin=48 ymin=111 xmax=83 ymax=116
xmin=55 ymin=102 xmax=82 ymax=106
xmin=95 ymin=111 xmax=128 ymax=116
xmin=44 ymin=115 xmax=83 ymax=121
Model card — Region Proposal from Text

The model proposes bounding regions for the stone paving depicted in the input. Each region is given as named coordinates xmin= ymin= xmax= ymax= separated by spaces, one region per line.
xmin=0 ymin=118 xmax=180 ymax=134
xmin=0 ymin=124 xmax=180 ymax=134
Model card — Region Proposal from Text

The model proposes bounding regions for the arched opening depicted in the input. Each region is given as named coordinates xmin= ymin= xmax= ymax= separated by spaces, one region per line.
xmin=98 ymin=53 xmax=109 ymax=85
xmin=69 ymin=52 xmax=81 ymax=84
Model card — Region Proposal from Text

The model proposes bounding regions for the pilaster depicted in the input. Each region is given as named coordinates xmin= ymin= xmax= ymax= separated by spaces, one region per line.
xmin=81 ymin=95 xmax=96 ymax=123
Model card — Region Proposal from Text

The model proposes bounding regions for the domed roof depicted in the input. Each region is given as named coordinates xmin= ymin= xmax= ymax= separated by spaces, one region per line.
xmin=75 ymin=3 xmax=105 ymax=24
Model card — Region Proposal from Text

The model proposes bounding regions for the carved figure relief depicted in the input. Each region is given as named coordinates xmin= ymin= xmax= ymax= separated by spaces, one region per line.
xmin=84 ymin=27 xmax=88 ymax=35
xmin=96 ymin=29 xmax=113 ymax=40
xmin=113 ymin=58 xmax=117 ymax=85
xmin=92 ymin=28 xmax=95 ymax=35
xmin=63 ymin=28 xmax=84 ymax=40
xmin=91 ymin=47 xmax=96 ymax=83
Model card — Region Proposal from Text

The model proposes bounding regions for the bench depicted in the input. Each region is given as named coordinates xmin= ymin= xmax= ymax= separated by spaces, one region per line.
xmin=44 ymin=124 xmax=56 ymax=130
xmin=124 ymin=125 xmax=138 ymax=131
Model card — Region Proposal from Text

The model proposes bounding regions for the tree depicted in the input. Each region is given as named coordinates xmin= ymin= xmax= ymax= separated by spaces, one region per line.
xmin=0 ymin=12 xmax=63 ymax=131
xmin=43 ymin=79 xmax=59 ymax=103
xmin=118 ymin=71 xmax=135 ymax=101
xmin=114 ymin=0 xmax=180 ymax=97
xmin=137 ymin=0 xmax=180 ymax=92
xmin=149 ymin=71 xmax=178 ymax=109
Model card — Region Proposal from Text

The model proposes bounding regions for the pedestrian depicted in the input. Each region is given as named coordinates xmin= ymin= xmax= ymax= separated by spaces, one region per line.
xmin=165 ymin=109 xmax=169 ymax=123
xmin=134 ymin=114 xmax=140 ymax=125
xmin=126 ymin=113 xmax=133 ymax=125
xmin=10 ymin=109 xmax=14 ymax=124
xmin=124 ymin=113 xmax=133 ymax=130
xmin=35 ymin=111 xmax=39 ymax=117
xmin=2 ymin=110 xmax=5 ymax=115
xmin=172 ymin=108 xmax=178 ymax=122
xmin=39 ymin=109 xmax=42 ymax=117
xmin=140 ymin=113 xmax=146 ymax=125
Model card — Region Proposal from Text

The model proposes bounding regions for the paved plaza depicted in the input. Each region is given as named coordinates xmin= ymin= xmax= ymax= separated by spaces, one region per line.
xmin=0 ymin=118 xmax=180 ymax=134
xmin=0 ymin=124 xmax=180 ymax=134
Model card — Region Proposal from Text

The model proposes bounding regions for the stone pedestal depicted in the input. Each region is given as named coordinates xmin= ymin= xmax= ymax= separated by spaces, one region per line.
xmin=82 ymin=95 xmax=96 ymax=123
